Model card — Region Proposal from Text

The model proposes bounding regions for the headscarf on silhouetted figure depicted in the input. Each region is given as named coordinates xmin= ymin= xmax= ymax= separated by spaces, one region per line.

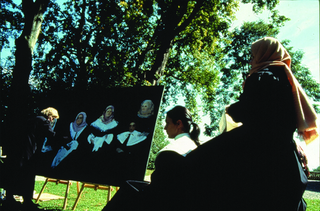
xmin=183 ymin=37 xmax=311 ymax=211
xmin=249 ymin=37 xmax=318 ymax=144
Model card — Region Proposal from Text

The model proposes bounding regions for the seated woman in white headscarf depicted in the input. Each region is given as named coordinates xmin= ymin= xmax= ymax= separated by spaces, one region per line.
xmin=51 ymin=112 xmax=88 ymax=168
xmin=137 ymin=100 xmax=154 ymax=118
xmin=87 ymin=105 xmax=118 ymax=152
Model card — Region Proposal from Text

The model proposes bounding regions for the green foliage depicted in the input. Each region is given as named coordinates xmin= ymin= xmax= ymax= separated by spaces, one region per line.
xmin=203 ymin=16 xmax=288 ymax=136
xmin=282 ymin=44 xmax=320 ymax=113
xmin=28 ymin=0 xmax=278 ymax=96
xmin=203 ymin=16 xmax=320 ymax=136
xmin=148 ymin=115 xmax=169 ymax=169
xmin=313 ymin=166 xmax=320 ymax=172
xmin=0 ymin=0 xmax=23 ymax=51
xmin=3 ymin=0 xmax=319 ymax=156
xmin=0 ymin=68 xmax=12 ymax=124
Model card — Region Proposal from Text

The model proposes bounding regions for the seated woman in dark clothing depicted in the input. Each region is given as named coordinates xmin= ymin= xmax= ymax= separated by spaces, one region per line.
xmin=102 ymin=106 xmax=201 ymax=211
xmin=181 ymin=37 xmax=318 ymax=211
xmin=148 ymin=106 xmax=200 ymax=189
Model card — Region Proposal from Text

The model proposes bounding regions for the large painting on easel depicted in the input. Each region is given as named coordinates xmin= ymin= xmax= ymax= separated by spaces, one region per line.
xmin=35 ymin=86 xmax=164 ymax=186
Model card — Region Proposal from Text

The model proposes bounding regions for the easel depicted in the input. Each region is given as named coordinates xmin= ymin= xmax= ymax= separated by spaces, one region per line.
xmin=35 ymin=178 xmax=72 ymax=210
xmin=36 ymin=177 xmax=119 ymax=210
xmin=72 ymin=182 xmax=118 ymax=210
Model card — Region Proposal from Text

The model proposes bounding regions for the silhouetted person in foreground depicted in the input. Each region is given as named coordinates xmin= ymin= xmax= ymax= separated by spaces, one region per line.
xmin=182 ymin=37 xmax=316 ymax=211
xmin=102 ymin=106 xmax=200 ymax=211
xmin=3 ymin=107 xmax=63 ymax=211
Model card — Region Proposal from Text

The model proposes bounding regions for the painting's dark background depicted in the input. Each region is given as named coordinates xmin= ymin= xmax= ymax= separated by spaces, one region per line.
xmin=35 ymin=86 xmax=164 ymax=186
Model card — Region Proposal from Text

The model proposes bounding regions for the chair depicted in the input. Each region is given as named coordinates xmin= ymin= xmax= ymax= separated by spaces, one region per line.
xmin=35 ymin=178 xmax=72 ymax=210
xmin=72 ymin=182 xmax=117 ymax=210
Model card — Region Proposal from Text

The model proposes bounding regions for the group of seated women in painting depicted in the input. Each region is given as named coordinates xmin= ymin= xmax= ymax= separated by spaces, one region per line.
xmin=42 ymin=99 xmax=156 ymax=184
xmin=102 ymin=37 xmax=318 ymax=211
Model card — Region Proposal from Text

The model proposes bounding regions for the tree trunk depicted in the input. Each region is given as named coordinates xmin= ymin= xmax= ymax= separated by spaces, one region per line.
xmin=144 ymin=0 xmax=204 ymax=85
xmin=74 ymin=0 xmax=89 ymax=94
xmin=5 ymin=0 xmax=50 ymax=154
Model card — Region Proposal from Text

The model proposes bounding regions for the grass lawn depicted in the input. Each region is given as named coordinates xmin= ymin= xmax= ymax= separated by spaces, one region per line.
xmin=33 ymin=172 xmax=320 ymax=211
xmin=305 ymin=198 xmax=320 ymax=211
xmin=33 ymin=170 xmax=154 ymax=211
xmin=34 ymin=180 xmax=116 ymax=211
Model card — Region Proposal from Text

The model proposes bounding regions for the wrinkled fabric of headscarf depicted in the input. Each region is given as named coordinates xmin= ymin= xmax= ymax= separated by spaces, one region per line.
xmin=250 ymin=37 xmax=318 ymax=144
xmin=101 ymin=105 xmax=115 ymax=124
xmin=72 ymin=112 xmax=88 ymax=133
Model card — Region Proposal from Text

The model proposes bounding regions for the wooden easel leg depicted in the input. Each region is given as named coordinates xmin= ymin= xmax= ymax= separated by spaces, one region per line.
xmin=63 ymin=181 xmax=71 ymax=210
xmin=77 ymin=181 xmax=80 ymax=194
xmin=107 ymin=186 xmax=112 ymax=202
xmin=36 ymin=178 xmax=49 ymax=203
xmin=72 ymin=183 xmax=85 ymax=210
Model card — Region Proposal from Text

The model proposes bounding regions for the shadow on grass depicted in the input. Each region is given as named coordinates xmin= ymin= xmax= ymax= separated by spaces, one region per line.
xmin=306 ymin=180 xmax=320 ymax=193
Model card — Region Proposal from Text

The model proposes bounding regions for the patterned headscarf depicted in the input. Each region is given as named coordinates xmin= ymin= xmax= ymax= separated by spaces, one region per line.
xmin=72 ymin=112 xmax=88 ymax=132
xmin=250 ymin=37 xmax=318 ymax=144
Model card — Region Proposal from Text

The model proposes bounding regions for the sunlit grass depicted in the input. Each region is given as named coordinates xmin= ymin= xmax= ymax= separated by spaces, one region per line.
xmin=34 ymin=180 xmax=118 ymax=211
xmin=33 ymin=174 xmax=319 ymax=211
xmin=305 ymin=198 xmax=320 ymax=211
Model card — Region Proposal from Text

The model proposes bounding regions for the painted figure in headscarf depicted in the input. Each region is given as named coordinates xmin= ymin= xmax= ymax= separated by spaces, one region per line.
xmin=137 ymin=100 xmax=154 ymax=118
xmin=91 ymin=105 xmax=118 ymax=132
xmin=51 ymin=112 xmax=88 ymax=168
xmin=87 ymin=105 xmax=118 ymax=152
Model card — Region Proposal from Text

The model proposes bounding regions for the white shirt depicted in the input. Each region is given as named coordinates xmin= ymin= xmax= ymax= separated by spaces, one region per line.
xmin=91 ymin=118 xmax=118 ymax=132
xmin=70 ymin=123 xmax=87 ymax=140
xmin=87 ymin=133 xmax=114 ymax=152
xmin=159 ymin=133 xmax=197 ymax=157
xmin=51 ymin=141 xmax=79 ymax=168
xmin=117 ymin=130 xmax=148 ymax=146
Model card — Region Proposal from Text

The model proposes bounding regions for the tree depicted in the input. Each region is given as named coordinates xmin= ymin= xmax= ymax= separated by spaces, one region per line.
xmin=26 ymin=0 xmax=279 ymax=155
xmin=29 ymin=0 xmax=281 ymax=94
xmin=148 ymin=115 xmax=169 ymax=169
xmin=2 ymin=0 xmax=51 ymax=153
xmin=284 ymin=44 xmax=320 ymax=112
xmin=1 ymin=0 xmax=23 ymax=138
xmin=3 ymin=0 xmax=319 ymax=169
xmin=0 ymin=0 xmax=23 ymax=56
xmin=0 ymin=0 xmax=285 ymax=154
xmin=203 ymin=16 xmax=320 ymax=136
